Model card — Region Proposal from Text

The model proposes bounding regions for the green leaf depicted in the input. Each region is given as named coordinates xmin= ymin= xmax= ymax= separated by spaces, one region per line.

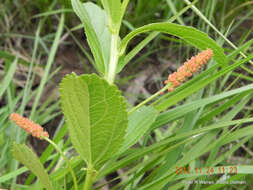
xmin=0 ymin=58 xmax=17 ymax=99
xmin=101 ymin=0 xmax=122 ymax=31
xmin=71 ymin=0 xmax=111 ymax=74
xmin=60 ymin=73 xmax=127 ymax=169
xmin=12 ymin=143 xmax=53 ymax=190
xmin=119 ymin=106 xmax=158 ymax=153
xmin=99 ymin=118 xmax=253 ymax=178
xmin=152 ymin=83 xmax=253 ymax=129
xmin=119 ymin=22 xmax=227 ymax=71
xmin=136 ymin=121 xmax=253 ymax=190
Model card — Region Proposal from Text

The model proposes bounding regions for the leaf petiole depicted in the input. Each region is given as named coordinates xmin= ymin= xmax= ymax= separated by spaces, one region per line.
xmin=43 ymin=136 xmax=78 ymax=190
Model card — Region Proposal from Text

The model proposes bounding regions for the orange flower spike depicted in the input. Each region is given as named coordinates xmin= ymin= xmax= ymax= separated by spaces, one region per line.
xmin=10 ymin=113 xmax=49 ymax=139
xmin=166 ymin=49 xmax=213 ymax=91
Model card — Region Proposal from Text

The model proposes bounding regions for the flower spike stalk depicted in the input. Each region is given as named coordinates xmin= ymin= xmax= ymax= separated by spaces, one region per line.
xmin=10 ymin=113 xmax=79 ymax=190
xmin=128 ymin=49 xmax=213 ymax=114
xmin=10 ymin=113 xmax=49 ymax=139
xmin=165 ymin=49 xmax=213 ymax=91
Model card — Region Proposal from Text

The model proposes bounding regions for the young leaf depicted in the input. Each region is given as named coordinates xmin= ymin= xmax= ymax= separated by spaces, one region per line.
xmin=101 ymin=0 xmax=122 ymax=31
xmin=71 ymin=0 xmax=111 ymax=74
xmin=119 ymin=106 xmax=158 ymax=153
xmin=118 ymin=22 xmax=227 ymax=71
xmin=12 ymin=143 xmax=53 ymax=190
xmin=60 ymin=73 xmax=127 ymax=169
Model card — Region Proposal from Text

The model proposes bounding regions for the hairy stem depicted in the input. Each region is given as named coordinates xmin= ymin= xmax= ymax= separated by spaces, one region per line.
xmin=128 ymin=84 xmax=171 ymax=115
xmin=44 ymin=137 xmax=78 ymax=190
xmin=83 ymin=164 xmax=97 ymax=190
xmin=106 ymin=33 xmax=119 ymax=84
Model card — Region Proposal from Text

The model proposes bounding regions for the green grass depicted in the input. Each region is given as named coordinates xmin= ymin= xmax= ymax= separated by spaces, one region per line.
xmin=0 ymin=0 xmax=253 ymax=189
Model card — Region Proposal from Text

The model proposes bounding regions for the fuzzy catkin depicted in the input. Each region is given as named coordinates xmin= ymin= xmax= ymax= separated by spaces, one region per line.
xmin=165 ymin=49 xmax=213 ymax=91
xmin=10 ymin=113 xmax=49 ymax=139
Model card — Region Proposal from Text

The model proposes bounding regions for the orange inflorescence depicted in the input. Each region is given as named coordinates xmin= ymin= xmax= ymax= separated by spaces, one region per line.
xmin=10 ymin=113 xmax=49 ymax=139
xmin=164 ymin=49 xmax=213 ymax=91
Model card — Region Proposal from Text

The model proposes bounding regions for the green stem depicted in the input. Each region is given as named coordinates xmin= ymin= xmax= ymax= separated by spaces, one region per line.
xmin=128 ymin=84 xmax=171 ymax=115
xmin=43 ymin=137 xmax=78 ymax=190
xmin=83 ymin=164 xmax=96 ymax=190
xmin=107 ymin=33 xmax=119 ymax=84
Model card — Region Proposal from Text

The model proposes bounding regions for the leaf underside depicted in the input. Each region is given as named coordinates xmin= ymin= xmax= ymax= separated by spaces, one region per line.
xmin=119 ymin=106 xmax=158 ymax=153
xmin=12 ymin=143 xmax=54 ymax=190
xmin=60 ymin=73 xmax=127 ymax=169
xmin=72 ymin=0 xmax=111 ymax=74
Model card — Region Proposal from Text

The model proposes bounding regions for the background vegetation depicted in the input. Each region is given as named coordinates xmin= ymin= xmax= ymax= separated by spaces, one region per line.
xmin=0 ymin=0 xmax=253 ymax=189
